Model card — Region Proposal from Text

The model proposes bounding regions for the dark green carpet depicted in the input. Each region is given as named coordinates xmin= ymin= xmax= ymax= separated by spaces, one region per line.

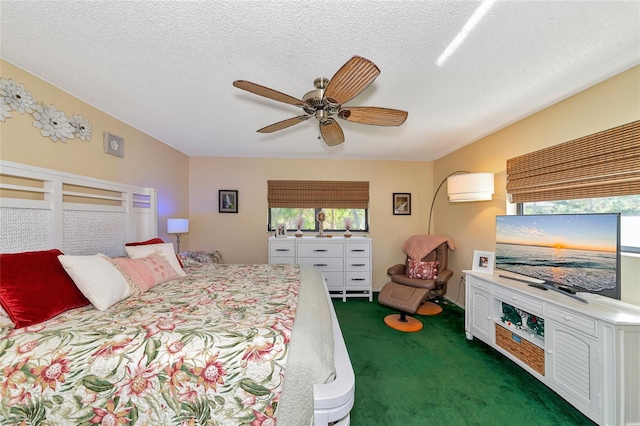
xmin=333 ymin=296 xmax=596 ymax=426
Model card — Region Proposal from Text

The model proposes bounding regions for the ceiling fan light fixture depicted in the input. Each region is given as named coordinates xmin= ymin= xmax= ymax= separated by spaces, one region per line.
xmin=315 ymin=109 xmax=328 ymax=122
xmin=233 ymin=55 xmax=407 ymax=146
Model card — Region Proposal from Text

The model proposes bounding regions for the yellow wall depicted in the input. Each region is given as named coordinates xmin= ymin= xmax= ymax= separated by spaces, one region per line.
xmin=433 ymin=65 xmax=640 ymax=306
xmin=3 ymin=58 xmax=638 ymax=305
xmin=1 ymin=60 xmax=434 ymax=289
xmin=189 ymin=157 xmax=433 ymax=289
xmin=0 ymin=60 xmax=190 ymax=243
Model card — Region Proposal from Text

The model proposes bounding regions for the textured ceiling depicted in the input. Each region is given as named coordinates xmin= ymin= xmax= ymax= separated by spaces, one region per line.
xmin=1 ymin=1 xmax=639 ymax=161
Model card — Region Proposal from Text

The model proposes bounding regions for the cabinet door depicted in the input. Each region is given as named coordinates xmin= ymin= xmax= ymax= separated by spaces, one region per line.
xmin=546 ymin=323 xmax=600 ymax=421
xmin=468 ymin=288 xmax=493 ymax=342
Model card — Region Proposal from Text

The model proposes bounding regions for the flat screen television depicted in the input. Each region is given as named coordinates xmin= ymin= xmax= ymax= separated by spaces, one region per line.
xmin=495 ymin=213 xmax=621 ymax=300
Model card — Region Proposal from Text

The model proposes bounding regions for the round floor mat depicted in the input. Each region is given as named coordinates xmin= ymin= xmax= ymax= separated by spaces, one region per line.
xmin=384 ymin=314 xmax=423 ymax=332
xmin=416 ymin=301 xmax=443 ymax=315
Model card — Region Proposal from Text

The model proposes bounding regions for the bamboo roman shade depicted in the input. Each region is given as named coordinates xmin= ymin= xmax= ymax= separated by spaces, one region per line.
xmin=506 ymin=120 xmax=640 ymax=203
xmin=267 ymin=180 xmax=369 ymax=209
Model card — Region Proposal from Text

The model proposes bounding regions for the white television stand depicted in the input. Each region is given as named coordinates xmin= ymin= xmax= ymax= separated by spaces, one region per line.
xmin=464 ymin=270 xmax=640 ymax=425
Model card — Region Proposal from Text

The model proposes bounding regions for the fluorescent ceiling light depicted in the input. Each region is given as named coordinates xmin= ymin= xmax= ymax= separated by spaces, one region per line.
xmin=436 ymin=0 xmax=497 ymax=66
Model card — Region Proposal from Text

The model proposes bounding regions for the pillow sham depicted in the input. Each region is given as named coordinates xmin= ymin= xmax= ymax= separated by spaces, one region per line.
xmin=0 ymin=249 xmax=90 ymax=328
xmin=407 ymin=259 xmax=439 ymax=280
xmin=110 ymin=251 xmax=181 ymax=294
xmin=126 ymin=238 xmax=184 ymax=268
xmin=58 ymin=254 xmax=131 ymax=311
xmin=125 ymin=243 xmax=186 ymax=276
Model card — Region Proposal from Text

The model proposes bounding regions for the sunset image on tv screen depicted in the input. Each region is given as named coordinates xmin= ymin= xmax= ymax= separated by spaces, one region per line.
xmin=495 ymin=214 xmax=619 ymax=299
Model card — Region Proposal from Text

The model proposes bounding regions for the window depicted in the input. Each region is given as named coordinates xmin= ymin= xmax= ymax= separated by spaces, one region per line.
xmin=269 ymin=208 xmax=368 ymax=232
xmin=267 ymin=180 xmax=369 ymax=233
xmin=507 ymin=120 xmax=640 ymax=253
xmin=520 ymin=194 xmax=640 ymax=253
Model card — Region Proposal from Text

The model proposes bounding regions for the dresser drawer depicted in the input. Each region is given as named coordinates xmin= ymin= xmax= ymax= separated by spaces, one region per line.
xmin=547 ymin=304 xmax=597 ymax=337
xmin=346 ymin=243 xmax=370 ymax=257
xmin=297 ymin=257 xmax=344 ymax=272
xmin=269 ymin=241 xmax=295 ymax=258
xmin=468 ymin=275 xmax=492 ymax=293
xmin=346 ymin=258 xmax=370 ymax=271
xmin=297 ymin=243 xmax=344 ymax=258
xmin=346 ymin=271 xmax=370 ymax=288
xmin=494 ymin=286 xmax=543 ymax=316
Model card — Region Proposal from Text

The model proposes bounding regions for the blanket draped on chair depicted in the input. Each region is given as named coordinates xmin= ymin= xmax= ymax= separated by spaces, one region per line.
xmin=402 ymin=235 xmax=455 ymax=261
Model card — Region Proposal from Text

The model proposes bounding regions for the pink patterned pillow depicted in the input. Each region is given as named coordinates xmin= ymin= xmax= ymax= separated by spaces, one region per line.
xmin=407 ymin=259 xmax=439 ymax=280
xmin=111 ymin=252 xmax=180 ymax=294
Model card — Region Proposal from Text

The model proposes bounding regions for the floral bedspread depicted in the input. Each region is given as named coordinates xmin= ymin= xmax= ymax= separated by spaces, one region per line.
xmin=0 ymin=263 xmax=302 ymax=425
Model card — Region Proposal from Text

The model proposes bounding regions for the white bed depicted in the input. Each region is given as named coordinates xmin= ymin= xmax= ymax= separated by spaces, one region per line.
xmin=0 ymin=160 xmax=355 ymax=425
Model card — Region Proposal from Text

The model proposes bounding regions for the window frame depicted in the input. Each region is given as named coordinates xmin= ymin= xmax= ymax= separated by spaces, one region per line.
xmin=267 ymin=207 xmax=369 ymax=233
xmin=517 ymin=194 xmax=640 ymax=254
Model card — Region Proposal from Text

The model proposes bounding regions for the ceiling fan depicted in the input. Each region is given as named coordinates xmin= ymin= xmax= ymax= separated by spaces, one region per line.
xmin=232 ymin=56 xmax=408 ymax=147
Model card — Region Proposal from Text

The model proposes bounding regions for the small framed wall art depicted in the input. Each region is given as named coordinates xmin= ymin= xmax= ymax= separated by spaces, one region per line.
xmin=219 ymin=190 xmax=238 ymax=213
xmin=393 ymin=193 xmax=411 ymax=215
xmin=103 ymin=132 xmax=124 ymax=158
xmin=472 ymin=250 xmax=495 ymax=274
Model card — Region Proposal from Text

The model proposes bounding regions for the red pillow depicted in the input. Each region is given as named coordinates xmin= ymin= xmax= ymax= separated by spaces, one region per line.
xmin=125 ymin=238 xmax=165 ymax=247
xmin=125 ymin=237 xmax=183 ymax=268
xmin=407 ymin=259 xmax=439 ymax=280
xmin=0 ymin=249 xmax=90 ymax=328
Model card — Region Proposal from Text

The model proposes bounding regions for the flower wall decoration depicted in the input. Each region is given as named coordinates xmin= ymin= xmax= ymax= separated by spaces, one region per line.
xmin=0 ymin=77 xmax=37 ymax=117
xmin=32 ymin=102 xmax=75 ymax=143
xmin=0 ymin=76 xmax=93 ymax=142
xmin=0 ymin=98 xmax=11 ymax=122
xmin=69 ymin=114 xmax=93 ymax=141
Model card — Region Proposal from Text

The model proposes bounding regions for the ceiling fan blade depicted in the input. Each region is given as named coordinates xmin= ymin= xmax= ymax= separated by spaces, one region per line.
xmin=324 ymin=56 xmax=380 ymax=105
xmin=338 ymin=106 xmax=408 ymax=126
xmin=233 ymin=80 xmax=307 ymax=108
xmin=319 ymin=118 xmax=345 ymax=146
xmin=257 ymin=115 xmax=311 ymax=133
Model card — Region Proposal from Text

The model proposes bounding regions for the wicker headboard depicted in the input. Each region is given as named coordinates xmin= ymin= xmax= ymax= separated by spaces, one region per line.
xmin=0 ymin=161 xmax=157 ymax=257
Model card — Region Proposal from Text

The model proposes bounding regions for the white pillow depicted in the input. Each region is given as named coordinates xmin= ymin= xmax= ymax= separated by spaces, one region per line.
xmin=58 ymin=254 xmax=131 ymax=311
xmin=124 ymin=243 xmax=186 ymax=276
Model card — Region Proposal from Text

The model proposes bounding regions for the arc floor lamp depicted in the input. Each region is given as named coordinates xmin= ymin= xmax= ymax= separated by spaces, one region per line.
xmin=428 ymin=171 xmax=494 ymax=234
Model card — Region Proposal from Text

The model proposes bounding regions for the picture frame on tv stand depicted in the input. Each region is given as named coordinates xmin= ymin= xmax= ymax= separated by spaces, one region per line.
xmin=472 ymin=250 xmax=495 ymax=274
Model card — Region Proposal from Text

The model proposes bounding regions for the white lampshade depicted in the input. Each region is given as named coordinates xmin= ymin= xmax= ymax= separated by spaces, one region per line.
xmin=167 ymin=218 xmax=189 ymax=234
xmin=447 ymin=172 xmax=494 ymax=202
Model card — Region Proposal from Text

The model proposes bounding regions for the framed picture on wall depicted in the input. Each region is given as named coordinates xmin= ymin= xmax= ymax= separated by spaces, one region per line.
xmin=472 ymin=250 xmax=495 ymax=274
xmin=219 ymin=190 xmax=238 ymax=213
xmin=103 ymin=132 xmax=124 ymax=158
xmin=393 ymin=193 xmax=411 ymax=215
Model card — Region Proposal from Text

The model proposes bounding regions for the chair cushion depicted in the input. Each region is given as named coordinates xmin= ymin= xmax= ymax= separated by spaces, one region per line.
xmin=378 ymin=282 xmax=430 ymax=315
xmin=390 ymin=274 xmax=437 ymax=290
xmin=407 ymin=259 xmax=439 ymax=280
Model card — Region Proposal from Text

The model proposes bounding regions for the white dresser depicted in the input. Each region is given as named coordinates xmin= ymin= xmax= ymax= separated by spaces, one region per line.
xmin=268 ymin=236 xmax=372 ymax=301
xmin=464 ymin=270 xmax=640 ymax=426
